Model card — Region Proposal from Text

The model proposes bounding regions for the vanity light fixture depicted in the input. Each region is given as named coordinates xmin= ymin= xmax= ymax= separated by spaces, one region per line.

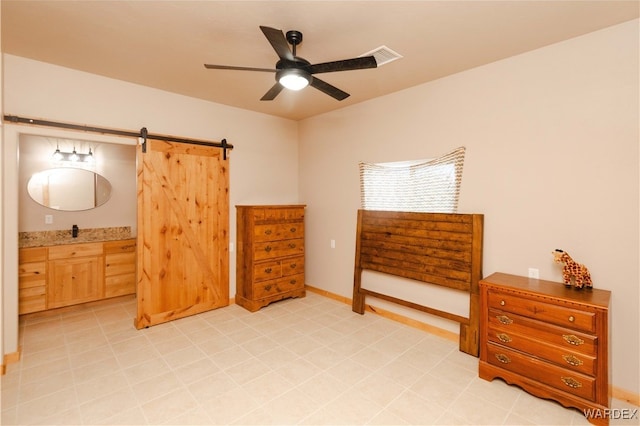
xmin=52 ymin=145 xmax=94 ymax=163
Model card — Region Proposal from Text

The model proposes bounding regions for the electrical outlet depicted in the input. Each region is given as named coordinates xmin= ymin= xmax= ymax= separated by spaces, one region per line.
xmin=45 ymin=215 xmax=53 ymax=224
xmin=528 ymin=268 xmax=539 ymax=279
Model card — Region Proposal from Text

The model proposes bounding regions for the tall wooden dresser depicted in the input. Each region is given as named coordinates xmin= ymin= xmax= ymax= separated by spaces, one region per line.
xmin=479 ymin=273 xmax=611 ymax=425
xmin=236 ymin=205 xmax=306 ymax=312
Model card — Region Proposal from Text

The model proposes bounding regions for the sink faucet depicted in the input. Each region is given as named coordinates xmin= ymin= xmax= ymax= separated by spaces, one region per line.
xmin=72 ymin=224 xmax=79 ymax=238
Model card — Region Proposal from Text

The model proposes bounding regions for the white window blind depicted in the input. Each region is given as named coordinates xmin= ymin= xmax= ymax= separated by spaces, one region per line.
xmin=359 ymin=147 xmax=466 ymax=213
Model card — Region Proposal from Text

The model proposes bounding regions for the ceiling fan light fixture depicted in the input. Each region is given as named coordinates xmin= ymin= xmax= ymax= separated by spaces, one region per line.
xmin=278 ymin=69 xmax=310 ymax=91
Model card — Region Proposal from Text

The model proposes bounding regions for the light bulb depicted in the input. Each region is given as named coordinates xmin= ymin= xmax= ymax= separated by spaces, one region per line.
xmin=278 ymin=69 xmax=310 ymax=91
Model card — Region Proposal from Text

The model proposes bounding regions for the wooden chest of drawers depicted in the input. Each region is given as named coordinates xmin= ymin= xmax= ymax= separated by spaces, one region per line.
xmin=479 ymin=273 xmax=611 ymax=425
xmin=236 ymin=205 xmax=306 ymax=312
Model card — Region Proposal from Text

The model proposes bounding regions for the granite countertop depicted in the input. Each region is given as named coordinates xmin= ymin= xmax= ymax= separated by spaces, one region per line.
xmin=19 ymin=226 xmax=134 ymax=248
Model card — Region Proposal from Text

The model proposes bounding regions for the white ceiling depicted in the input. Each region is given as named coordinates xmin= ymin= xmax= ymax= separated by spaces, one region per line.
xmin=2 ymin=1 xmax=638 ymax=121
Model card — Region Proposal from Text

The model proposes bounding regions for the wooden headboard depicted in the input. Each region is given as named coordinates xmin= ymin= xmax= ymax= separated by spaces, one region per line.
xmin=352 ymin=209 xmax=484 ymax=356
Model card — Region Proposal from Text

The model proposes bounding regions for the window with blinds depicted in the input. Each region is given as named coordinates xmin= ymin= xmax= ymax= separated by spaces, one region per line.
xmin=359 ymin=147 xmax=465 ymax=213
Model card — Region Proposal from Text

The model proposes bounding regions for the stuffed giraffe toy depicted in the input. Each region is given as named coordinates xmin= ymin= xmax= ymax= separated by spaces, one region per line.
xmin=552 ymin=249 xmax=593 ymax=289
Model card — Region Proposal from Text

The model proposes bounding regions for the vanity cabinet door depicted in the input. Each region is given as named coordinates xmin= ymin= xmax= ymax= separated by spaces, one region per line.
xmin=48 ymin=253 xmax=104 ymax=309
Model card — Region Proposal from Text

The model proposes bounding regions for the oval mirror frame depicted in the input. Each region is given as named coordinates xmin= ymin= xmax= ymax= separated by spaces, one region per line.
xmin=27 ymin=168 xmax=112 ymax=211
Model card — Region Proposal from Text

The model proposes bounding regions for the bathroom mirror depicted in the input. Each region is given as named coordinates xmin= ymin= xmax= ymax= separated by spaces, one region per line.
xmin=27 ymin=168 xmax=112 ymax=211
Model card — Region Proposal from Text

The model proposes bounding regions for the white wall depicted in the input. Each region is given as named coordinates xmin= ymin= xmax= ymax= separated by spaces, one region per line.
xmin=299 ymin=20 xmax=639 ymax=395
xmin=2 ymin=54 xmax=300 ymax=356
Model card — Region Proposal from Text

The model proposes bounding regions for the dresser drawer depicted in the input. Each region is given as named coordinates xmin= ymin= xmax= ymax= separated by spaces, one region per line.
xmin=254 ymin=223 xmax=304 ymax=242
xmin=253 ymin=256 xmax=304 ymax=283
xmin=488 ymin=309 xmax=597 ymax=356
xmin=254 ymin=260 xmax=283 ymax=282
xmin=252 ymin=207 xmax=305 ymax=222
xmin=487 ymin=325 xmax=596 ymax=376
xmin=281 ymin=256 xmax=304 ymax=277
xmin=254 ymin=238 xmax=304 ymax=261
xmin=488 ymin=289 xmax=596 ymax=333
xmin=486 ymin=342 xmax=596 ymax=401
xmin=253 ymin=274 xmax=304 ymax=300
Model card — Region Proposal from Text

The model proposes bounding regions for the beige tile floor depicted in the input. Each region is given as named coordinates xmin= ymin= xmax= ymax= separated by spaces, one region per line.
xmin=1 ymin=292 xmax=637 ymax=425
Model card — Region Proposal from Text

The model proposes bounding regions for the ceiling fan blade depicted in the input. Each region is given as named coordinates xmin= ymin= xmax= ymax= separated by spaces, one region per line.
xmin=308 ymin=56 xmax=377 ymax=74
xmin=260 ymin=83 xmax=284 ymax=101
xmin=309 ymin=77 xmax=350 ymax=101
xmin=260 ymin=26 xmax=294 ymax=61
xmin=204 ymin=64 xmax=276 ymax=73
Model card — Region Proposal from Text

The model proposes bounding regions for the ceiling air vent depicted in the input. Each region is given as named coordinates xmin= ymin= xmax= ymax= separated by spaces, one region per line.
xmin=360 ymin=45 xmax=402 ymax=67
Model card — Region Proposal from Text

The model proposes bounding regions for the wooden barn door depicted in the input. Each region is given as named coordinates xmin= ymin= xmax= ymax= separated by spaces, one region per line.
xmin=135 ymin=139 xmax=229 ymax=329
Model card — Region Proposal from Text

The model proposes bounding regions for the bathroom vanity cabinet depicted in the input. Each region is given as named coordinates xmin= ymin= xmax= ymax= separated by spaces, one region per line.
xmin=18 ymin=238 xmax=136 ymax=314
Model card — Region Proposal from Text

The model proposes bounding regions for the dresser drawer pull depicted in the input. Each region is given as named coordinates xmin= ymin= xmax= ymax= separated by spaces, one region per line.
xmin=264 ymin=229 xmax=272 ymax=235
xmin=288 ymin=243 xmax=296 ymax=249
xmin=496 ymin=315 xmax=513 ymax=325
xmin=562 ymin=354 xmax=584 ymax=366
xmin=495 ymin=354 xmax=511 ymax=364
xmin=290 ymin=279 xmax=297 ymax=285
xmin=290 ymin=227 xmax=297 ymax=233
xmin=562 ymin=334 xmax=584 ymax=346
xmin=561 ymin=376 xmax=582 ymax=389
xmin=500 ymin=300 xmax=505 ymax=306
xmin=264 ymin=285 xmax=272 ymax=291
xmin=264 ymin=246 xmax=272 ymax=252
xmin=264 ymin=268 xmax=272 ymax=274
xmin=289 ymin=263 xmax=297 ymax=269
xmin=496 ymin=333 xmax=512 ymax=343
xmin=568 ymin=315 xmax=575 ymax=322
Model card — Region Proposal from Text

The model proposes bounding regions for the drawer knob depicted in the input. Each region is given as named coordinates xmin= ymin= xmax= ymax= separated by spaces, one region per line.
xmin=264 ymin=268 xmax=272 ymax=273
xmin=562 ymin=354 xmax=584 ymax=366
xmin=290 ymin=263 xmax=297 ymax=268
xmin=495 ymin=354 xmax=511 ymax=364
xmin=264 ymin=229 xmax=272 ymax=235
xmin=290 ymin=279 xmax=297 ymax=285
xmin=264 ymin=285 xmax=272 ymax=291
xmin=497 ymin=333 xmax=512 ymax=343
xmin=568 ymin=315 xmax=575 ymax=322
xmin=500 ymin=300 xmax=505 ymax=306
xmin=289 ymin=243 xmax=296 ymax=248
xmin=264 ymin=246 xmax=272 ymax=252
xmin=496 ymin=315 xmax=513 ymax=325
xmin=562 ymin=334 xmax=584 ymax=346
xmin=290 ymin=227 xmax=297 ymax=233
xmin=561 ymin=376 xmax=582 ymax=389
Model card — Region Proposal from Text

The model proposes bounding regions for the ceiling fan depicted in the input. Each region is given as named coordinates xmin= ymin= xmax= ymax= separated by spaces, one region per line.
xmin=204 ymin=26 xmax=377 ymax=101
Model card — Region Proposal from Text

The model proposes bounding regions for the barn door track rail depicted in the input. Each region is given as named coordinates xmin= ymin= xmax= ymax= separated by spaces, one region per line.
xmin=3 ymin=115 xmax=233 ymax=160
